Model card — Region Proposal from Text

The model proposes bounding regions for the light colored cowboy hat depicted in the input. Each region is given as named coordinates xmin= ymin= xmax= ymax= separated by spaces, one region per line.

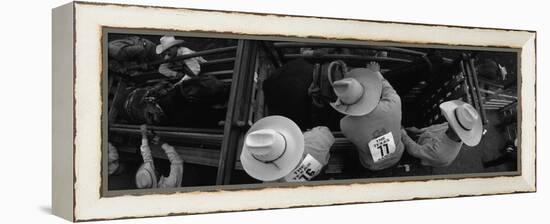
xmin=329 ymin=67 xmax=382 ymax=116
xmin=135 ymin=163 xmax=157 ymax=189
xmin=156 ymin=35 xmax=185 ymax=54
xmin=440 ymin=100 xmax=483 ymax=146
xmin=240 ymin=116 xmax=305 ymax=181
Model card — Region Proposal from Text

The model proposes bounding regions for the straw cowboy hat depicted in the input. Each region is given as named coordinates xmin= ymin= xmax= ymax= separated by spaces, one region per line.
xmin=135 ymin=163 xmax=157 ymax=189
xmin=240 ymin=116 xmax=305 ymax=181
xmin=440 ymin=100 xmax=483 ymax=146
xmin=156 ymin=35 xmax=185 ymax=54
xmin=329 ymin=66 xmax=382 ymax=116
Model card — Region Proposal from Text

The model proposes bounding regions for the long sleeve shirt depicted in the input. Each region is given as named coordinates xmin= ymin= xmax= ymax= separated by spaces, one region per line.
xmin=401 ymin=122 xmax=463 ymax=167
xmin=158 ymin=47 xmax=207 ymax=80
xmin=340 ymin=76 xmax=404 ymax=170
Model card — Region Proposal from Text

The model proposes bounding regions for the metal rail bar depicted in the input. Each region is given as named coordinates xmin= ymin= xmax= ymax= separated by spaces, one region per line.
xmin=148 ymin=46 xmax=238 ymax=66
xmin=273 ymin=42 xmax=427 ymax=56
xmin=284 ymin=54 xmax=412 ymax=63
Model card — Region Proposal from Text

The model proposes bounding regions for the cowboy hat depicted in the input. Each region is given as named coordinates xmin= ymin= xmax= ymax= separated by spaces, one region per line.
xmin=135 ymin=163 xmax=157 ymax=189
xmin=240 ymin=116 xmax=305 ymax=181
xmin=156 ymin=36 xmax=185 ymax=54
xmin=440 ymin=100 xmax=483 ymax=146
xmin=329 ymin=67 xmax=382 ymax=116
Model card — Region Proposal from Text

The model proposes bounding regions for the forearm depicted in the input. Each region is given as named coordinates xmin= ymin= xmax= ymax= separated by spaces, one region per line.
xmin=159 ymin=143 xmax=184 ymax=188
xmin=402 ymin=132 xmax=440 ymax=163
xmin=161 ymin=143 xmax=183 ymax=164
xmin=140 ymin=137 xmax=154 ymax=163
xmin=158 ymin=63 xmax=180 ymax=78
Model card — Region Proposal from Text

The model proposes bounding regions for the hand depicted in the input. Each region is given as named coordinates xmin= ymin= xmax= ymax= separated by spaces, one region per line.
xmin=151 ymin=135 xmax=161 ymax=145
xmin=367 ymin=61 xmax=380 ymax=72
xmin=140 ymin=124 xmax=148 ymax=135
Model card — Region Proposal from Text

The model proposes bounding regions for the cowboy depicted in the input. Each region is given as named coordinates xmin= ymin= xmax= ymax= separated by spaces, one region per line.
xmin=240 ymin=116 xmax=335 ymax=182
xmin=335 ymin=62 xmax=404 ymax=170
xmin=108 ymin=36 xmax=159 ymax=76
xmin=135 ymin=124 xmax=184 ymax=189
xmin=156 ymin=35 xmax=207 ymax=81
xmin=401 ymin=100 xmax=483 ymax=167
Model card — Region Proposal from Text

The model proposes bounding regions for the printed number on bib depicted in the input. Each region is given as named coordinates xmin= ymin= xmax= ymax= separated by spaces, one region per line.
xmin=368 ymin=132 xmax=396 ymax=162
xmin=283 ymin=154 xmax=323 ymax=182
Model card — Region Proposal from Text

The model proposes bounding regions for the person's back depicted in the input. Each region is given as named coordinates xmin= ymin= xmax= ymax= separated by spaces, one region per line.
xmin=340 ymin=77 xmax=404 ymax=170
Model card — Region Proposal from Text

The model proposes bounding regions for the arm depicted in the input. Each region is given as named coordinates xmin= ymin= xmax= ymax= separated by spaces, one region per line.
xmin=380 ymin=77 xmax=401 ymax=106
xmin=140 ymin=136 xmax=154 ymax=164
xmin=161 ymin=143 xmax=183 ymax=165
xmin=178 ymin=47 xmax=205 ymax=77
xmin=158 ymin=63 xmax=181 ymax=78
xmin=139 ymin=125 xmax=154 ymax=164
xmin=158 ymin=143 xmax=184 ymax=188
xmin=367 ymin=61 xmax=400 ymax=105
xmin=401 ymin=129 xmax=443 ymax=165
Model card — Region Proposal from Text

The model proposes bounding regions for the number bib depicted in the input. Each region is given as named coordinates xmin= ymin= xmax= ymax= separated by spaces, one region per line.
xmin=283 ymin=154 xmax=323 ymax=182
xmin=368 ymin=132 xmax=396 ymax=163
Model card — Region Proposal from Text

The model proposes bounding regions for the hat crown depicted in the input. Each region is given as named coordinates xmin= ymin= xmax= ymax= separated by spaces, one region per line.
xmin=160 ymin=36 xmax=177 ymax=45
xmin=455 ymin=104 xmax=478 ymax=130
xmin=332 ymin=78 xmax=364 ymax=105
xmin=245 ymin=129 xmax=286 ymax=162
xmin=135 ymin=164 xmax=155 ymax=189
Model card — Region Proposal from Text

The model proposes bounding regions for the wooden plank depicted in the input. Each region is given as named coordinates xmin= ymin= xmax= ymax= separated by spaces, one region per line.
xmin=201 ymin=57 xmax=236 ymax=66
xmin=117 ymin=145 xmax=223 ymax=168
xmin=216 ymin=40 xmax=259 ymax=185
xmin=110 ymin=123 xmax=223 ymax=134
xmin=118 ymin=144 xmax=349 ymax=174
xmin=201 ymin=70 xmax=234 ymax=77
xmin=479 ymin=89 xmax=518 ymax=100
xmin=118 ymin=143 xmax=348 ymax=174
xmin=109 ymin=126 xmax=223 ymax=146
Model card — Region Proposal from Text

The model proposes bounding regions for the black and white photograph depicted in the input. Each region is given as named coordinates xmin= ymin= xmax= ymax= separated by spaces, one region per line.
xmin=105 ymin=30 xmax=519 ymax=191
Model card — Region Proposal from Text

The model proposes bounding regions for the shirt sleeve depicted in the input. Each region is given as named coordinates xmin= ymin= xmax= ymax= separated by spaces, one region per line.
xmin=140 ymin=138 xmax=154 ymax=164
xmin=161 ymin=143 xmax=183 ymax=165
xmin=401 ymin=129 xmax=443 ymax=165
xmin=380 ymin=77 xmax=401 ymax=107
xmin=303 ymin=126 xmax=334 ymax=166
xmin=158 ymin=63 xmax=180 ymax=78
xmin=158 ymin=143 xmax=184 ymax=188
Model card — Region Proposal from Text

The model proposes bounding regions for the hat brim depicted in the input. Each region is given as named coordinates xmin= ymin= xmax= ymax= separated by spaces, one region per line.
xmin=156 ymin=39 xmax=185 ymax=54
xmin=330 ymin=68 xmax=382 ymax=116
xmin=240 ymin=116 xmax=305 ymax=181
xmin=135 ymin=163 xmax=157 ymax=188
xmin=440 ymin=100 xmax=483 ymax=146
